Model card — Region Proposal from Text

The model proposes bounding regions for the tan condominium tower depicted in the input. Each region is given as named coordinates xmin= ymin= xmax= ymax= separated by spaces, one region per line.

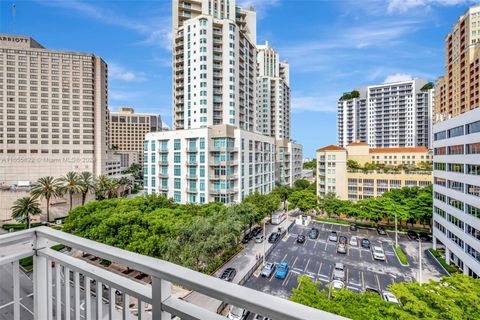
xmin=0 ymin=34 xmax=109 ymax=185
xmin=110 ymin=107 xmax=162 ymax=167
xmin=435 ymin=4 xmax=480 ymax=120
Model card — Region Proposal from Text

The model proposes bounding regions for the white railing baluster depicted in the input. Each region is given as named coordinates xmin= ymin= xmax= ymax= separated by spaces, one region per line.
xmin=109 ymin=286 xmax=115 ymax=320
xmin=122 ymin=293 xmax=129 ymax=320
xmin=47 ymin=259 xmax=53 ymax=320
xmin=33 ymin=235 xmax=48 ymax=320
xmin=55 ymin=264 xmax=62 ymax=320
xmin=137 ymin=300 xmax=145 ymax=320
xmin=74 ymin=272 xmax=80 ymax=320
xmin=65 ymin=267 xmax=71 ymax=320
xmin=12 ymin=260 xmax=20 ymax=320
xmin=96 ymin=281 xmax=103 ymax=320
xmin=152 ymin=277 xmax=171 ymax=320
xmin=85 ymin=276 xmax=91 ymax=320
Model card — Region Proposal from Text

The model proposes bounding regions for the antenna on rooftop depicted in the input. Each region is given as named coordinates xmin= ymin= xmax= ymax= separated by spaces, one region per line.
xmin=12 ymin=3 xmax=16 ymax=34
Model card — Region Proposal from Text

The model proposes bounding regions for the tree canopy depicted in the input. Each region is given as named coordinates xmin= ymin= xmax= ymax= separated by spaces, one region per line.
xmin=291 ymin=274 xmax=480 ymax=320
xmin=323 ymin=185 xmax=432 ymax=225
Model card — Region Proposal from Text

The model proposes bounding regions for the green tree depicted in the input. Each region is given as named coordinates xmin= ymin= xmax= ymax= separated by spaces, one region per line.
xmin=31 ymin=176 xmax=62 ymax=223
xmin=78 ymin=171 xmax=95 ymax=205
xmin=124 ymin=163 xmax=142 ymax=180
xmin=291 ymin=274 xmax=480 ymax=320
xmin=243 ymin=192 xmax=280 ymax=221
xmin=303 ymin=160 xmax=316 ymax=171
xmin=293 ymin=179 xmax=311 ymax=191
xmin=59 ymin=171 xmax=82 ymax=212
xmin=272 ymin=185 xmax=293 ymax=210
xmin=11 ymin=196 xmax=42 ymax=229
xmin=288 ymin=189 xmax=318 ymax=213
xmin=347 ymin=160 xmax=361 ymax=170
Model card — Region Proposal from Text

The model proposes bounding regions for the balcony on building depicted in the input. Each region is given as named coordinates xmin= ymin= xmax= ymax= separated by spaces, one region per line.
xmin=0 ymin=227 xmax=348 ymax=319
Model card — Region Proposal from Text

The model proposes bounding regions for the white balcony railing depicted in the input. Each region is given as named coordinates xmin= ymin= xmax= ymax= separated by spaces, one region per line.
xmin=0 ymin=227 xmax=348 ymax=320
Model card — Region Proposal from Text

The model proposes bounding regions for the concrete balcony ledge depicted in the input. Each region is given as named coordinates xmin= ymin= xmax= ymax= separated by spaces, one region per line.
xmin=0 ymin=227 xmax=348 ymax=320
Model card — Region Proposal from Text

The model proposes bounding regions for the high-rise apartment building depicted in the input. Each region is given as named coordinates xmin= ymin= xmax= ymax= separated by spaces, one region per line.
xmin=144 ymin=1 xmax=301 ymax=203
xmin=338 ymin=79 xmax=433 ymax=149
xmin=110 ymin=107 xmax=162 ymax=167
xmin=172 ymin=0 xmax=257 ymax=131
xmin=432 ymin=108 xmax=480 ymax=277
xmin=0 ymin=34 xmax=112 ymax=185
xmin=435 ymin=4 xmax=480 ymax=120
xmin=316 ymin=143 xmax=432 ymax=201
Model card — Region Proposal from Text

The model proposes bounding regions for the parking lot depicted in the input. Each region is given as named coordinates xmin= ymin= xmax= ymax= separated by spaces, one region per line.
xmin=244 ymin=220 xmax=445 ymax=299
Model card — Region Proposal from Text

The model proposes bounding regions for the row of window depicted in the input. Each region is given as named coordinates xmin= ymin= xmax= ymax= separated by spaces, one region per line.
xmin=434 ymin=162 xmax=480 ymax=175
xmin=434 ymin=220 xmax=480 ymax=263
xmin=434 ymin=120 xmax=480 ymax=141
xmin=434 ymin=143 xmax=480 ymax=155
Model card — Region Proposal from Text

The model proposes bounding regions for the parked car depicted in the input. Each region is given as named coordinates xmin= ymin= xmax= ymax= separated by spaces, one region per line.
xmin=260 ymin=262 xmax=276 ymax=278
xmin=255 ymin=234 xmax=264 ymax=243
xmin=296 ymin=234 xmax=306 ymax=244
xmin=364 ymin=287 xmax=381 ymax=295
xmin=268 ymin=232 xmax=280 ymax=243
xmin=377 ymin=226 xmax=387 ymax=236
xmin=339 ymin=236 xmax=347 ymax=244
xmin=337 ymin=242 xmax=347 ymax=254
xmin=228 ymin=306 xmax=250 ymax=320
xmin=251 ymin=226 xmax=262 ymax=237
xmin=220 ymin=268 xmax=237 ymax=281
xmin=328 ymin=280 xmax=345 ymax=298
xmin=274 ymin=262 xmax=289 ymax=280
xmin=328 ymin=231 xmax=338 ymax=242
xmin=349 ymin=224 xmax=358 ymax=231
xmin=372 ymin=246 xmax=386 ymax=261
xmin=333 ymin=262 xmax=345 ymax=281
xmin=382 ymin=291 xmax=401 ymax=305
xmin=254 ymin=315 xmax=272 ymax=320
xmin=361 ymin=238 xmax=371 ymax=249
xmin=407 ymin=230 xmax=419 ymax=240
xmin=349 ymin=236 xmax=358 ymax=246
xmin=242 ymin=233 xmax=252 ymax=244
xmin=308 ymin=228 xmax=319 ymax=239
xmin=419 ymin=233 xmax=432 ymax=241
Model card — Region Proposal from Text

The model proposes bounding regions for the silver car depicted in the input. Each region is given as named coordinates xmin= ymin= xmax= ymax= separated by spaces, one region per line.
xmin=260 ymin=262 xmax=276 ymax=278
xmin=372 ymin=246 xmax=386 ymax=261
xmin=349 ymin=236 xmax=358 ymax=246
xmin=333 ymin=262 xmax=345 ymax=281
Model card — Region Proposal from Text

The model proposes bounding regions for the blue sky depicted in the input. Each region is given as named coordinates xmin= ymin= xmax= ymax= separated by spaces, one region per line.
xmin=0 ymin=0 xmax=477 ymax=157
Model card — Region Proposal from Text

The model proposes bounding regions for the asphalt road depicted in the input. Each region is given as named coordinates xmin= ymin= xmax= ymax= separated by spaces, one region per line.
xmin=244 ymin=221 xmax=446 ymax=299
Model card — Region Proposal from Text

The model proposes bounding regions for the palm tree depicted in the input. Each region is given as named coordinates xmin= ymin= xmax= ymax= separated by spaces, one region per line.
xmin=118 ymin=177 xmax=132 ymax=197
xmin=105 ymin=178 xmax=120 ymax=199
xmin=31 ymin=176 xmax=62 ymax=223
xmin=94 ymin=175 xmax=109 ymax=200
xmin=78 ymin=171 xmax=96 ymax=205
xmin=59 ymin=172 xmax=82 ymax=212
xmin=11 ymin=196 xmax=41 ymax=229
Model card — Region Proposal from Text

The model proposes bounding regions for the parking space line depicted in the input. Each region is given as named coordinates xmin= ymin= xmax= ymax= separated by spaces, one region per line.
xmin=304 ymin=259 xmax=310 ymax=273
xmin=282 ymin=253 xmax=288 ymax=262
xmin=361 ymin=271 xmax=365 ymax=289
xmin=316 ymin=262 xmax=323 ymax=280
xmin=291 ymin=256 xmax=298 ymax=268
xmin=282 ymin=272 xmax=292 ymax=287
xmin=382 ymin=242 xmax=389 ymax=264
xmin=324 ymin=241 xmax=328 ymax=251
xmin=375 ymin=274 xmax=381 ymax=291
xmin=346 ymin=268 xmax=349 ymax=284
xmin=314 ymin=236 xmax=319 ymax=249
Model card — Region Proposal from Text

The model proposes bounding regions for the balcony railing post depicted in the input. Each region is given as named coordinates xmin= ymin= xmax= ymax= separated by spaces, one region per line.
xmin=33 ymin=233 xmax=49 ymax=320
xmin=151 ymin=277 xmax=171 ymax=320
xmin=12 ymin=260 xmax=20 ymax=320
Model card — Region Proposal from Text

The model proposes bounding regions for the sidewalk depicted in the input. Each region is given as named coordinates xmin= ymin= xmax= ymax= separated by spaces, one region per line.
xmin=184 ymin=215 xmax=292 ymax=313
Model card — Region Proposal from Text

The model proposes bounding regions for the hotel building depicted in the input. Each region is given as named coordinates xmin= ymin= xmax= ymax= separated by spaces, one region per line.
xmin=338 ymin=79 xmax=433 ymax=149
xmin=316 ymin=142 xmax=432 ymax=201
xmin=110 ymin=107 xmax=162 ymax=167
xmin=0 ymin=34 xmax=115 ymax=186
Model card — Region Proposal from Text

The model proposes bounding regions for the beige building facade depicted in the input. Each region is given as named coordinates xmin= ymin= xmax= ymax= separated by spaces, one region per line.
xmin=316 ymin=144 xmax=432 ymax=201
xmin=110 ymin=107 xmax=162 ymax=167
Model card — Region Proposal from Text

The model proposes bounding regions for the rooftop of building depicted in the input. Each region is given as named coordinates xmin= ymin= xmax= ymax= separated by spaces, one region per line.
xmin=369 ymin=147 xmax=430 ymax=153
xmin=347 ymin=141 xmax=369 ymax=146
xmin=316 ymin=145 xmax=346 ymax=152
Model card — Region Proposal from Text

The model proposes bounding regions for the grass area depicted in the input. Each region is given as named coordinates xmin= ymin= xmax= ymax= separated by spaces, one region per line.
xmin=315 ymin=217 xmax=351 ymax=226
xmin=394 ymin=245 xmax=408 ymax=265
xmin=19 ymin=243 xmax=67 ymax=272
xmin=428 ymin=248 xmax=460 ymax=274
xmin=2 ymin=223 xmax=43 ymax=231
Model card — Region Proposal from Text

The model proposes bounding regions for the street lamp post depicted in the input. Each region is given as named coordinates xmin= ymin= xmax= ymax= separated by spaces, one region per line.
xmin=286 ymin=201 xmax=289 ymax=237
xmin=418 ymin=238 xmax=423 ymax=285
xmin=263 ymin=220 xmax=266 ymax=265
xmin=395 ymin=212 xmax=398 ymax=248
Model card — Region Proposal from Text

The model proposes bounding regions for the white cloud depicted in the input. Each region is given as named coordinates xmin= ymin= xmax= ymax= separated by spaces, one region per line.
xmin=292 ymin=94 xmax=338 ymax=113
xmin=384 ymin=73 xmax=413 ymax=83
xmin=387 ymin=0 xmax=473 ymax=13
xmin=236 ymin=0 xmax=280 ymax=18
xmin=109 ymin=63 xmax=146 ymax=82
xmin=37 ymin=0 xmax=171 ymax=50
